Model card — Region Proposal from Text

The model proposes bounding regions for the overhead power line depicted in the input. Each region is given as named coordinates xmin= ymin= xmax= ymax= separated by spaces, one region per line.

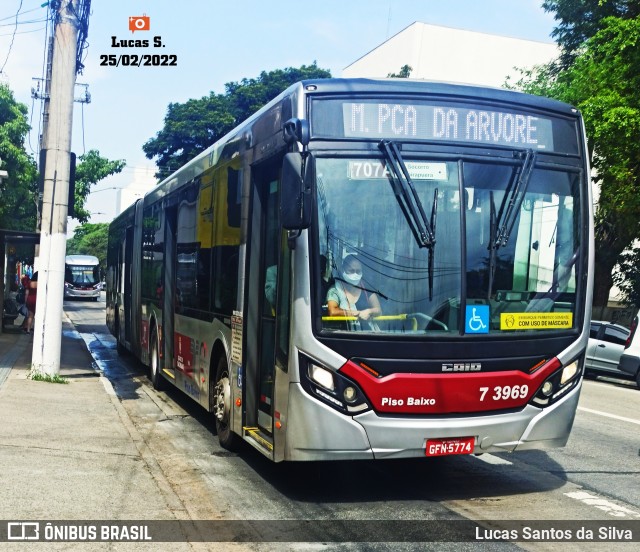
xmin=0 ymin=4 xmax=43 ymax=22
xmin=0 ymin=0 xmax=25 ymax=75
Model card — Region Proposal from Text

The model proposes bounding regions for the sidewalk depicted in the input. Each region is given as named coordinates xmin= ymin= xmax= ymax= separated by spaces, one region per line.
xmin=0 ymin=319 xmax=203 ymax=550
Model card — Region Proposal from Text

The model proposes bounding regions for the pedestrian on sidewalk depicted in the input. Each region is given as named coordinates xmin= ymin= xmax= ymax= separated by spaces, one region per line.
xmin=19 ymin=273 xmax=31 ymax=330
xmin=24 ymin=271 xmax=38 ymax=334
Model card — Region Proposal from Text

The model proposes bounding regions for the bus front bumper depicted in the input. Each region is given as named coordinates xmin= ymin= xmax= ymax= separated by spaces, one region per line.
xmin=284 ymin=380 xmax=581 ymax=461
xmin=64 ymin=287 xmax=101 ymax=299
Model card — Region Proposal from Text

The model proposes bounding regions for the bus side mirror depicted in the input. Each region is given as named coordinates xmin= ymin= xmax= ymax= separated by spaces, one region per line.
xmin=281 ymin=152 xmax=314 ymax=230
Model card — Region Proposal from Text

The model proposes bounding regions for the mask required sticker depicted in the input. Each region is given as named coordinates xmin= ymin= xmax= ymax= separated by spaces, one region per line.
xmin=500 ymin=312 xmax=573 ymax=330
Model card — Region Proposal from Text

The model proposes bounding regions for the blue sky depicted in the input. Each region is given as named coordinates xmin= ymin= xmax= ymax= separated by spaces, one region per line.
xmin=0 ymin=0 xmax=557 ymax=229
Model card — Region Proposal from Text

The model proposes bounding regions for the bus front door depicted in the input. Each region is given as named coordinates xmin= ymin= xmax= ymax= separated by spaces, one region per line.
xmin=246 ymin=166 xmax=292 ymax=454
xmin=257 ymin=178 xmax=280 ymax=438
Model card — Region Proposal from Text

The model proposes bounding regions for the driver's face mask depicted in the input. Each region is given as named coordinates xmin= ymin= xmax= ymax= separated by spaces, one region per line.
xmin=342 ymin=267 xmax=362 ymax=286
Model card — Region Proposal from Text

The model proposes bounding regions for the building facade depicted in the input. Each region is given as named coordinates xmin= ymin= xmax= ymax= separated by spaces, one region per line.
xmin=343 ymin=22 xmax=558 ymax=88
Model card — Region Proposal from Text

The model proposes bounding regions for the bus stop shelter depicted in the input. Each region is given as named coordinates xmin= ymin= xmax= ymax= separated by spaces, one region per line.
xmin=1 ymin=229 xmax=40 ymax=333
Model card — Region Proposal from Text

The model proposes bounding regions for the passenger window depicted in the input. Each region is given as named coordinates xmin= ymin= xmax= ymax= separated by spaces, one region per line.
xmin=589 ymin=323 xmax=600 ymax=338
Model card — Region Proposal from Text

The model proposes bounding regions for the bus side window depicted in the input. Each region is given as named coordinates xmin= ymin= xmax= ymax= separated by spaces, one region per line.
xmin=213 ymin=166 xmax=241 ymax=315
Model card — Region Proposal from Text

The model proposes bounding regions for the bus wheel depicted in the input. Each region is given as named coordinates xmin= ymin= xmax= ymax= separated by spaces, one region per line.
xmin=115 ymin=315 xmax=126 ymax=356
xmin=213 ymin=355 xmax=240 ymax=451
xmin=116 ymin=340 xmax=127 ymax=356
xmin=150 ymin=330 xmax=165 ymax=391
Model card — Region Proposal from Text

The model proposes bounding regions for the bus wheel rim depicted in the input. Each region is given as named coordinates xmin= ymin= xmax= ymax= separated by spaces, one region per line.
xmin=214 ymin=374 xmax=230 ymax=424
xmin=151 ymin=340 xmax=158 ymax=378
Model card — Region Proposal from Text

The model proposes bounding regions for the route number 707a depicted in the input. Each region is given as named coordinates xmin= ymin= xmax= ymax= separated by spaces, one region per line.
xmin=479 ymin=385 xmax=529 ymax=401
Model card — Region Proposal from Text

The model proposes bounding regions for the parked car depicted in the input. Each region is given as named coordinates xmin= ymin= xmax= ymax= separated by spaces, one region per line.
xmin=584 ymin=321 xmax=630 ymax=379
xmin=618 ymin=313 xmax=640 ymax=388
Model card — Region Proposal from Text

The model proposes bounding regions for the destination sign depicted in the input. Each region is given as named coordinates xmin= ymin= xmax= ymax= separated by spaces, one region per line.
xmin=342 ymin=102 xmax=554 ymax=150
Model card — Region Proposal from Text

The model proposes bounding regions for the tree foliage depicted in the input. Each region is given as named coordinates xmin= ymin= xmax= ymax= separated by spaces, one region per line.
xmin=73 ymin=150 xmax=126 ymax=224
xmin=66 ymin=222 xmax=109 ymax=275
xmin=512 ymin=16 xmax=640 ymax=309
xmin=143 ymin=63 xmax=331 ymax=178
xmin=387 ymin=65 xmax=413 ymax=78
xmin=0 ymin=86 xmax=124 ymax=231
xmin=614 ymin=246 xmax=640 ymax=309
xmin=542 ymin=0 xmax=640 ymax=68
xmin=0 ymin=84 xmax=38 ymax=231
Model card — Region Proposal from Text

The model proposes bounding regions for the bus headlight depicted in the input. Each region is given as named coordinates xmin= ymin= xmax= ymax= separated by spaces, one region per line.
xmin=309 ymin=364 xmax=335 ymax=391
xmin=300 ymin=354 xmax=371 ymax=414
xmin=531 ymin=358 xmax=582 ymax=407
xmin=343 ymin=386 xmax=358 ymax=403
xmin=560 ymin=360 xmax=579 ymax=385
xmin=540 ymin=381 xmax=554 ymax=397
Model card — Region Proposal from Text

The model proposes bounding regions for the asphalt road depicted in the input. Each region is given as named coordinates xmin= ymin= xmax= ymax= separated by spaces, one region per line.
xmin=63 ymin=296 xmax=640 ymax=551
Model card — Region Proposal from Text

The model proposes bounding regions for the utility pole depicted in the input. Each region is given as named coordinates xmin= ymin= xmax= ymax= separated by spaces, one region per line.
xmin=31 ymin=0 xmax=81 ymax=376
xmin=31 ymin=35 xmax=53 ymax=232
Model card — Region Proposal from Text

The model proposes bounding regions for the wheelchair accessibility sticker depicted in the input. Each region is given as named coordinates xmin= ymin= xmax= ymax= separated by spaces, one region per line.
xmin=466 ymin=305 xmax=489 ymax=334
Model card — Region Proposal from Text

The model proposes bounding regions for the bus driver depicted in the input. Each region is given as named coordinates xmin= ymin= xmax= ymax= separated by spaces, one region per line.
xmin=326 ymin=254 xmax=381 ymax=329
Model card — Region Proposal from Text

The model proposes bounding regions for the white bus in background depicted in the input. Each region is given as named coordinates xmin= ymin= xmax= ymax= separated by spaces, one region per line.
xmin=64 ymin=254 xmax=101 ymax=301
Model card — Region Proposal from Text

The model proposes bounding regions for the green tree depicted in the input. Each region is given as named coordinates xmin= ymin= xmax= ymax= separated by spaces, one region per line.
xmin=512 ymin=16 xmax=640 ymax=310
xmin=0 ymin=84 xmax=38 ymax=231
xmin=542 ymin=0 xmax=640 ymax=69
xmin=387 ymin=65 xmax=413 ymax=78
xmin=66 ymin=222 xmax=109 ymax=275
xmin=614 ymin=246 xmax=640 ymax=309
xmin=143 ymin=63 xmax=331 ymax=177
xmin=73 ymin=150 xmax=126 ymax=223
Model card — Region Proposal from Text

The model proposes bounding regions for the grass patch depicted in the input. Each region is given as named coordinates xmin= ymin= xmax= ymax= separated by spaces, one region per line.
xmin=28 ymin=371 xmax=69 ymax=384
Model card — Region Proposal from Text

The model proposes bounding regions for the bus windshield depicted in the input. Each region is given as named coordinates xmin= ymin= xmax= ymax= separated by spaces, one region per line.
xmin=316 ymin=155 xmax=581 ymax=336
xmin=66 ymin=264 xmax=100 ymax=286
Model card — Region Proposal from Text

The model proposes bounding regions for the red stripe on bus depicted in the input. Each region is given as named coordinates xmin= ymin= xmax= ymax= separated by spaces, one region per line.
xmin=339 ymin=358 xmax=562 ymax=414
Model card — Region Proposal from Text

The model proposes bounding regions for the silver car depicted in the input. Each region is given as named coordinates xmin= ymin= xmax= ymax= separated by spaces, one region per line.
xmin=618 ymin=313 xmax=640 ymax=388
xmin=584 ymin=321 xmax=630 ymax=378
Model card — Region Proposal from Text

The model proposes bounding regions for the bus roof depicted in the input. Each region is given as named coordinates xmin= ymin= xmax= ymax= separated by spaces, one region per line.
xmin=297 ymin=78 xmax=577 ymax=113
xmin=65 ymin=254 xmax=99 ymax=265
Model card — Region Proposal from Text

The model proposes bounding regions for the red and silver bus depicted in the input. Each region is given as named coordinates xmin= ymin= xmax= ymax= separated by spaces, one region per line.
xmin=107 ymin=79 xmax=593 ymax=461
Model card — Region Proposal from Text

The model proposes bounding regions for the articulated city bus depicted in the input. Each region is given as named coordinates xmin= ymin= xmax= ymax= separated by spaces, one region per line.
xmin=107 ymin=79 xmax=593 ymax=461
xmin=64 ymin=254 xmax=101 ymax=301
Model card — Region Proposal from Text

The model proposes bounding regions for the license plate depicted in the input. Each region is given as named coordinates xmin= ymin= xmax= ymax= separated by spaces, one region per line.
xmin=425 ymin=436 xmax=475 ymax=457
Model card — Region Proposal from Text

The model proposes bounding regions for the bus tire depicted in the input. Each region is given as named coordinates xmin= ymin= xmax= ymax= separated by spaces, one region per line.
xmin=150 ymin=330 xmax=165 ymax=391
xmin=213 ymin=355 xmax=240 ymax=451
xmin=116 ymin=340 xmax=127 ymax=356
xmin=115 ymin=315 xmax=126 ymax=356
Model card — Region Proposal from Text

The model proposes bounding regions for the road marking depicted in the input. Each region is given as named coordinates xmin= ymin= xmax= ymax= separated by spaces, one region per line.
xmin=577 ymin=406 xmax=640 ymax=426
xmin=565 ymin=491 xmax=640 ymax=518
xmin=583 ymin=378 xmax=637 ymax=392
xmin=473 ymin=453 xmax=512 ymax=465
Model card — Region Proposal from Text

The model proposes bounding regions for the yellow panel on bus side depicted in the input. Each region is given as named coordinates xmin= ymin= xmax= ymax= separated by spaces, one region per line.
xmin=197 ymin=170 xmax=214 ymax=249
xmin=212 ymin=163 xmax=241 ymax=248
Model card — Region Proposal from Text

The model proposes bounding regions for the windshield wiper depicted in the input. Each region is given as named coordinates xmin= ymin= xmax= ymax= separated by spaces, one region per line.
xmin=494 ymin=149 xmax=537 ymax=248
xmin=379 ymin=140 xmax=436 ymax=247
xmin=378 ymin=140 xmax=438 ymax=299
xmin=487 ymin=149 xmax=537 ymax=299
